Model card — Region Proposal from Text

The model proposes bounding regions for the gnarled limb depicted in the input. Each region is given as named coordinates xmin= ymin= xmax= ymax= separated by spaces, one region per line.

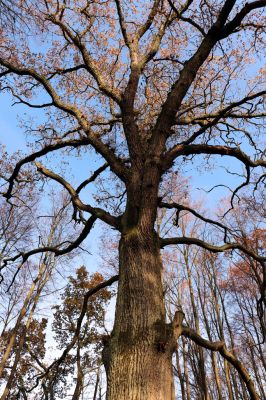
xmin=159 ymin=201 xmax=234 ymax=241
xmin=35 ymin=162 xmax=119 ymax=228
xmin=160 ymin=236 xmax=266 ymax=264
xmin=0 ymin=215 xmax=97 ymax=279
xmin=4 ymin=137 xmax=88 ymax=199
xmin=0 ymin=59 xmax=129 ymax=182
xmin=163 ymin=144 xmax=266 ymax=171
xmin=181 ymin=325 xmax=260 ymax=400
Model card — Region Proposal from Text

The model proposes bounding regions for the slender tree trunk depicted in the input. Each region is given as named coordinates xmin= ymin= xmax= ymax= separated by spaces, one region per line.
xmin=0 ymin=264 xmax=50 ymax=400
xmin=0 ymin=275 xmax=39 ymax=378
xmin=224 ymin=359 xmax=234 ymax=400
xmin=0 ymin=223 xmax=56 ymax=379
xmin=175 ymin=348 xmax=186 ymax=400
xmin=1 ymin=326 xmax=27 ymax=400
xmin=72 ymin=344 xmax=84 ymax=400
xmin=183 ymin=339 xmax=191 ymax=400
xmin=211 ymin=352 xmax=223 ymax=400
xmin=104 ymin=227 xmax=175 ymax=400
xmin=92 ymin=368 xmax=100 ymax=400
xmin=185 ymin=252 xmax=209 ymax=400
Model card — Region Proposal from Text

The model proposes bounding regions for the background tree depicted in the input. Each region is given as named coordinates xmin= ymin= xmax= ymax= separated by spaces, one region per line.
xmin=0 ymin=1 xmax=265 ymax=399
xmin=51 ymin=267 xmax=111 ymax=399
xmin=0 ymin=318 xmax=47 ymax=399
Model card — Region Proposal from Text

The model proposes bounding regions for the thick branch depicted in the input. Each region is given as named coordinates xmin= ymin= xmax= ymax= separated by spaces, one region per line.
xmin=159 ymin=201 xmax=233 ymax=241
xmin=35 ymin=162 xmax=119 ymax=228
xmin=151 ymin=1 xmax=266 ymax=155
xmin=181 ymin=326 xmax=260 ymax=400
xmin=220 ymin=0 xmax=266 ymax=39
xmin=0 ymin=59 xmax=128 ymax=182
xmin=160 ymin=236 xmax=266 ymax=263
xmin=151 ymin=0 xmax=238 ymax=152
xmin=0 ymin=215 xmax=97 ymax=272
xmin=163 ymin=144 xmax=266 ymax=170
xmin=4 ymin=138 xmax=88 ymax=200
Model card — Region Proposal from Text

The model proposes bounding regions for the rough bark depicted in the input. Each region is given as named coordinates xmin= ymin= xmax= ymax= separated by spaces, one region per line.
xmin=104 ymin=225 xmax=176 ymax=400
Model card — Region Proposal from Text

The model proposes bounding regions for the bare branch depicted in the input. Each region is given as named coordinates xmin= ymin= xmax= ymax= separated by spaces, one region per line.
xmin=76 ymin=163 xmax=108 ymax=194
xmin=181 ymin=325 xmax=260 ymax=400
xmin=160 ymin=236 xmax=266 ymax=263
xmin=4 ymin=138 xmax=87 ymax=200
xmin=0 ymin=215 xmax=97 ymax=281
xmin=159 ymin=201 xmax=234 ymax=241
xmin=163 ymin=144 xmax=266 ymax=171
xmin=35 ymin=162 xmax=119 ymax=228
xmin=219 ymin=0 xmax=266 ymax=39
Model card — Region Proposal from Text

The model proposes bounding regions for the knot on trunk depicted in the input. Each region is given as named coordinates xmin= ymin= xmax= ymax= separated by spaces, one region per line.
xmin=173 ymin=310 xmax=185 ymax=338
xmin=155 ymin=319 xmax=178 ymax=354
xmin=158 ymin=310 xmax=185 ymax=354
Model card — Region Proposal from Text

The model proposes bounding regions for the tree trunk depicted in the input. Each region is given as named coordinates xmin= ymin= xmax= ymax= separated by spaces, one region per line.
xmin=92 ymin=368 xmax=100 ymax=400
xmin=72 ymin=344 xmax=84 ymax=400
xmin=175 ymin=348 xmax=186 ymax=400
xmin=104 ymin=227 xmax=175 ymax=400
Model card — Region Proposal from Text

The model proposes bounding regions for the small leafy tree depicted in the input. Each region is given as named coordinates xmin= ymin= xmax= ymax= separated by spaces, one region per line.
xmin=52 ymin=267 xmax=111 ymax=398
xmin=0 ymin=318 xmax=47 ymax=398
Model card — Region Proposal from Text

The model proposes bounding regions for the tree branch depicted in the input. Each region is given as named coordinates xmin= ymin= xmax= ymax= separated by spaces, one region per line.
xmin=137 ymin=0 xmax=161 ymax=39
xmin=150 ymin=0 xmax=238 ymax=153
xmin=181 ymin=325 xmax=260 ymax=400
xmin=159 ymin=201 xmax=234 ymax=241
xmin=0 ymin=59 xmax=128 ymax=182
xmin=168 ymin=0 xmax=206 ymax=36
xmin=76 ymin=163 xmax=108 ymax=194
xmin=163 ymin=143 xmax=266 ymax=170
xmin=219 ymin=0 xmax=266 ymax=39
xmin=150 ymin=0 xmax=266 ymax=155
xmin=35 ymin=162 xmax=119 ymax=228
xmin=47 ymin=15 xmax=121 ymax=104
xmin=177 ymin=90 xmax=266 ymax=145
xmin=0 ymin=215 xmax=97 ymax=280
xmin=114 ymin=0 xmax=132 ymax=50
xmin=160 ymin=236 xmax=266 ymax=263
xmin=4 ymin=138 xmax=88 ymax=200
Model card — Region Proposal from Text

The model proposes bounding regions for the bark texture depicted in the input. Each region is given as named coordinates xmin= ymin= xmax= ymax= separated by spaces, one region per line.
xmin=104 ymin=227 xmax=175 ymax=400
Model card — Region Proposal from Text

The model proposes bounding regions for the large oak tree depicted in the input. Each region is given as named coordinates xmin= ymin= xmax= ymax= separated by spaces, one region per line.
xmin=0 ymin=1 xmax=265 ymax=399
